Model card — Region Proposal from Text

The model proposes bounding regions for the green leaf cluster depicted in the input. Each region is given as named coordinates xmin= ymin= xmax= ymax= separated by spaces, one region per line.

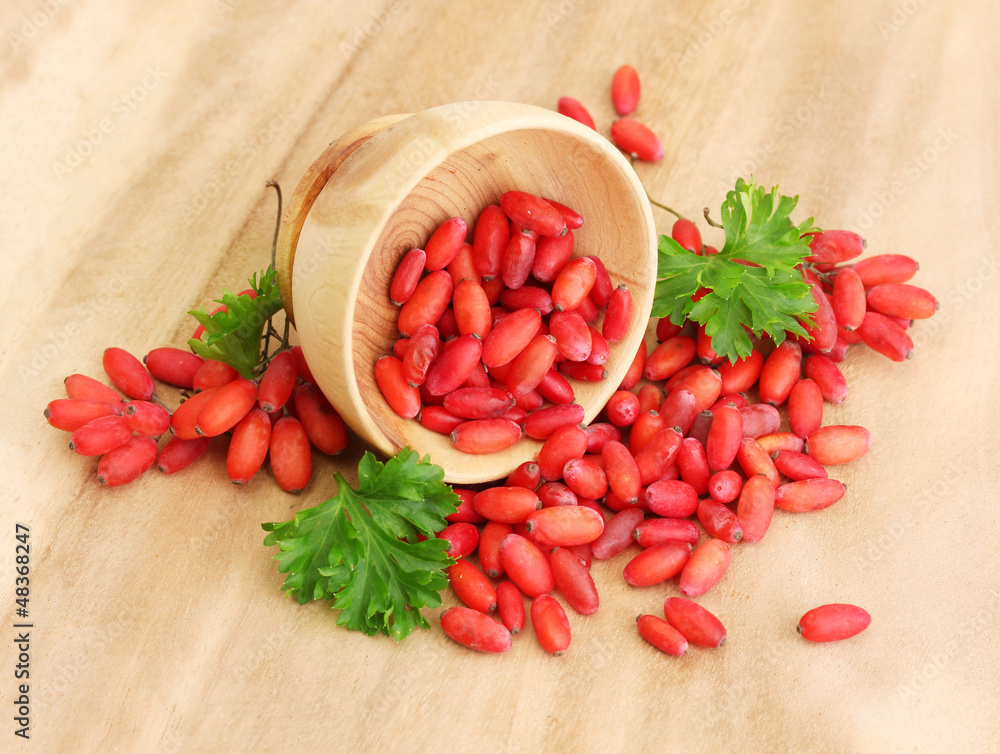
xmin=187 ymin=266 xmax=283 ymax=378
xmin=261 ymin=448 xmax=460 ymax=641
xmin=651 ymin=179 xmax=819 ymax=362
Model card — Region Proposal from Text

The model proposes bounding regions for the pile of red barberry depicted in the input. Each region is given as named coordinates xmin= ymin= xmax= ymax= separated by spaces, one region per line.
xmin=432 ymin=214 xmax=935 ymax=655
xmin=378 ymin=190 xmax=634 ymax=456
xmin=44 ymin=337 xmax=347 ymax=492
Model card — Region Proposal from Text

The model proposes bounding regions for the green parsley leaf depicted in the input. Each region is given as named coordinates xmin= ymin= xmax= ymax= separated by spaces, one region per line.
xmin=187 ymin=266 xmax=283 ymax=378
xmin=261 ymin=448 xmax=460 ymax=641
xmin=651 ymin=179 xmax=820 ymax=362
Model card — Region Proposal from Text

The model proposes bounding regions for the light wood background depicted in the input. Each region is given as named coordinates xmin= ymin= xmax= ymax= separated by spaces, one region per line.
xmin=2 ymin=1 xmax=998 ymax=752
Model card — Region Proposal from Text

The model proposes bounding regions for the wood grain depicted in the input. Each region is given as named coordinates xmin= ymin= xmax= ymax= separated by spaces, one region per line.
xmin=2 ymin=0 xmax=999 ymax=752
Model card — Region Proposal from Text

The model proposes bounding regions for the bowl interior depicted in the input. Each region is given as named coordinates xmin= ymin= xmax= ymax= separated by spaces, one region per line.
xmin=350 ymin=122 xmax=655 ymax=483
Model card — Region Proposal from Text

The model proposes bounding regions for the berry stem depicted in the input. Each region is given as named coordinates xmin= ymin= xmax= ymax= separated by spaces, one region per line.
xmin=262 ymin=180 xmax=284 ymax=363
xmin=703 ymin=207 xmax=723 ymax=229
xmin=630 ymin=155 xmax=686 ymax=220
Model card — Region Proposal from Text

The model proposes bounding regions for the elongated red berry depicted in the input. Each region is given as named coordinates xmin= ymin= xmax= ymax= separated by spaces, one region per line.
xmin=624 ymin=542 xmax=690 ymax=587
xmin=227 ymin=408 xmax=272 ymax=484
xmin=269 ymin=416 xmax=311 ymax=493
xmin=697 ymin=497 xmax=743 ymax=543
xmin=867 ymin=283 xmax=938 ymax=320
xmin=679 ymin=538 xmax=731 ymax=597
xmin=671 ymin=218 xmax=703 ymax=253
xmin=195 ymin=379 xmax=257 ymax=437
xmin=258 ymin=350 xmax=298 ymax=413
xmin=546 ymin=200 xmax=584 ymax=230
xmin=531 ymin=594 xmax=571 ymax=654
xmin=801 ymin=282 xmax=838 ymax=353
xmin=718 ymin=350 xmax=764 ymax=394
xmin=591 ymin=507 xmax=645 ymax=560
xmin=736 ymin=474 xmax=777 ymax=542
xmin=424 ymin=217 xmax=468 ymax=272
xmin=500 ymin=191 xmax=566 ymax=238
xmin=507 ymin=334 xmax=558 ymax=399
xmin=440 ymin=606 xmax=512 ymax=653
xmin=759 ymin=340 xmax=802 ymax=406
xmin=170 ymin=388 xmax=219 ymax=440
xmin=557 ymin=96 xmax=596 ymax=129
xmin=68 ymin=415 xmax=132 ymax=456
xmin=64 ymin=374 xmax=124 ymax=405
xmin=482 ymin=307 xmax=541 ymax=368
xmin=806 ymin=425 xmax=872 ymax=465
xmin=645 ymin=479 xmax=699 ymax=518
xmin=466 ymin=520 xmax=506 ymax=581
xmin=449 ymin=558 xmax=497 ymax=613
xmin=774 ymin=478 xmax=846 ymax=512
xmin=562 ymin=458 xmax=608 ymax=500
xmin=451 ymin=417 xmax=521 ymax=454
xmin=831 ymin=268 xmax=866 ymax=332
xmin=192 ymin=359 xmax=239 ymax=392
xmin=97 ymin=435 xmax=158 ymax=486
xmin=611 ymin=64 xmax=641 ymax=115
xmin=526 ymin=506 xmax=604 ymax=548
xmin=397 ymin=270 xmax=453 ymax=337
xmin=472 ymin=205 xmax=510 ymax=280
xmin=473 ymin=486 xmax=540 ymax=524
xmin=756 ymin=432 xmax=805 ymax=455
xmin=771 ymin=449 xmax=828 ymax=481
xmin=634 ymin=413 xmax=673 ymax=456
xmin=501 ymin=230 xmax=537 ymax=290
xmin=551 ymin=257 xmax=597 ymax=312
xmin=857 ymin=311 xmax=913 ymax=361
xmin=294 ymin=383 xmax=348 ymax=455
xmin=706 ymin=404 xmax=743 ymax=471
xmin=788 ymin=378 xmax=823 ymax=439
xmin=804 ymin=354 xmax=848 ymax=403
xmin=499 ymin=533 xmax=554 ymax=597
xmin=735 ymin=437 xmax=780 ymax=487
xmin=537 ymin=424 xmax=588 ymax=481
xmin=523 ymin=403 xmax=585 ymax=440
xmin=663 ymin=597 xmax=726 ymax=648
xmin=806 ymin=230 xmax=865 ymax=264
xmin=532 ymin=231 xmax=575 ymax=284
xmin=603 ymin=440 xmax=641 ymax=504
xmin=45 ymin=399 xmax=120 ymax=431
xmin=389 ymin=247 xmax=426 ymax=305
xmin=602 ymin=285 xmax=633 ymax=342
xmin=610 ymin=117 xmax=663 ymax=161
xmin=848 ymin=254 xmax=919 ymax=287
xmin=157 ymin=436 xmax=210 ymax=474
xmin=124 ymin=400 xmax=171 ymax=437
xmin=438 ymin=522 xmax=480 ymax=560
xmin=798 ymin=603 xmax=871 ymax=642
xmin=144 ymin=348 xmax=204 ymax=388
xmin=103 ymin=347 xmax=155 ymax=400
xmin=637 ymin=614 xmax=688 ymax=656
xmin=548 ymin=310 xmax=592 ymax=362
xmin=633 ymin=517 xmax=700 ymax=548
xmin=708 ymin=470 xmax=743 ymax=503
xmin=496 ymin=581 xmax=525 ymax=634
xmin=550 ymin=547 xmax=599 ymax=615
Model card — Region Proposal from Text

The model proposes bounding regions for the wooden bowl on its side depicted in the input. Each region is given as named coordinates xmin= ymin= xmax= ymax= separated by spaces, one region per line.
xmin=276 ymin=101 xmax=657 ymax=484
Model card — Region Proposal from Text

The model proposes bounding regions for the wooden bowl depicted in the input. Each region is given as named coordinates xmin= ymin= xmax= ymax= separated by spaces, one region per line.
xmin=275 ymin=100 xmax=657 ymax=484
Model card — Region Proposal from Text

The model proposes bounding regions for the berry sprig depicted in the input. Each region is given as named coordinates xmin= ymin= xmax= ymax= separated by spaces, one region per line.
xmin=43 ymin=183 xmax=352 ymax=492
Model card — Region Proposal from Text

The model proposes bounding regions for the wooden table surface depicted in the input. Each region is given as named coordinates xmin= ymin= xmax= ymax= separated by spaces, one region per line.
xmin=3 ymin=0 xmax=999 ymax=751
